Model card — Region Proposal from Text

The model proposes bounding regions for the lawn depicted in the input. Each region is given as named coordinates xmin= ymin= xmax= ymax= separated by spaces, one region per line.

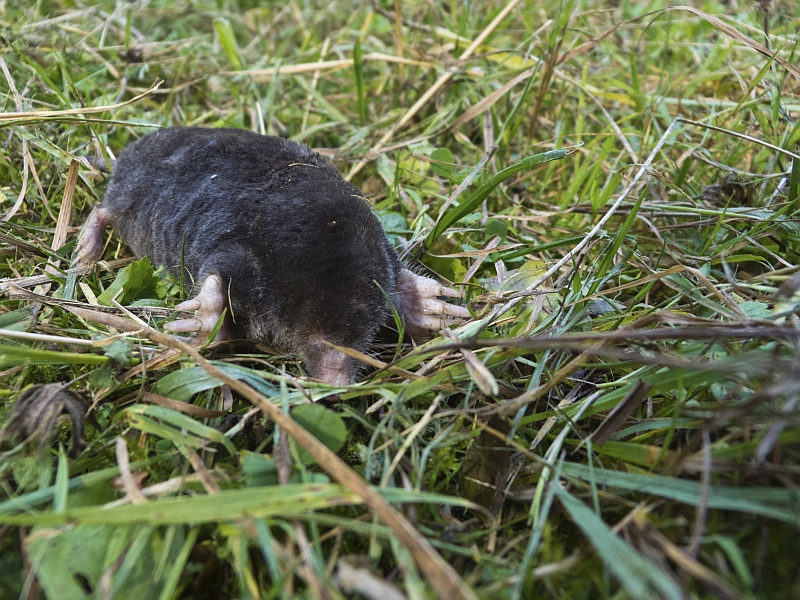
xmin=0 ymin=0 xmax=799 ymax=598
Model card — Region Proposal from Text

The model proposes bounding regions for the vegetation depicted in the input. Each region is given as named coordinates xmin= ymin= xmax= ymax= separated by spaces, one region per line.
xmin=0 ymin=0 xmax=799 ymax=598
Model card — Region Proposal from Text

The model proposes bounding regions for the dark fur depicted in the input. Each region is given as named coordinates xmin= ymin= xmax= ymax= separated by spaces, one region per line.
xmin=102 ymin=127 xmax=401 ymax=373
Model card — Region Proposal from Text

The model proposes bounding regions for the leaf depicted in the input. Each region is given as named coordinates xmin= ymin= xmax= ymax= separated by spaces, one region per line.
xmin=484 ymin=218 xmax=506 ymax=240
xmin=151 ymin=366 xmax=223 ymax=401
xmin=290 ymin=403 xmax=347 ymax=465
xmin=29 ymin=524 xmax=114 ymax=600
xmin=378 ymin=211 xmax=410 ymax=235
xmin=96 ymin=257 xmax=158 ymax=306
xmin=427 ymin=147 xmax=574 ymax=246
xmin=101 ymin=338 xmax=135 ymax=368
xmin=242 ymin=452 xmax=280 ymax=487
xmin=738 ymin=301 xmax=771 ymax=319
xmin=397 ymin=149 xmax=429 ymax=184
xmin=241 ymin=451 xmax=330 ymax=486
xmin=788 ymin=158 xmax=799 ymax=205
xmin=29 ymin=524 xmax=187 ymax=600
xmin=0 ymin=307 xmax=32 ymax=331
xmin=556 ymin=487 xmax=683 ymax=600
xmin=0 ymin=485 xmax=480 ymax=527
xmin=430 ymin=147 xmax=455 ymax=179
xmin=88 ymin=365 xmax=116 ymax=389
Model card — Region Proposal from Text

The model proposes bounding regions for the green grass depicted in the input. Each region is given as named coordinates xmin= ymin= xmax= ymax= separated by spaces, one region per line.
xmin=1 ymin=0 xmax=799 ymax=598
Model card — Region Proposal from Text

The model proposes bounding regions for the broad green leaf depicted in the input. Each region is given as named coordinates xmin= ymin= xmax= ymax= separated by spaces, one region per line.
xmin=242 ymin=452 xmax=280 ymax=487
xmin=151 ymin=366 xmax=223 ymax=400
xmin=97 ymin=257 xmax=158 ymax=306
xmin=29 ymin=524 xmax=114 ymax=600
xmin=101 ymin=337 xmax=135 ymax=368
xmin=290 ymin=403 xmax=347 ymax=465
xmin=29 ymin=524 xmax=187 ymax=600
xmin=430 ymin=147 xmax=455 ymax=179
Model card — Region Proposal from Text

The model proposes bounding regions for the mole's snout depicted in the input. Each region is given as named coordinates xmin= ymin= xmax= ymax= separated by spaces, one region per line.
xmin=302 ymin=338 xmax=357 ymax=386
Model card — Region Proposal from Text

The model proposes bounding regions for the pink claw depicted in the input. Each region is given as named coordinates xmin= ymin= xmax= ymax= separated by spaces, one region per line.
xmin=165 ymin=274 xmax=229 ymax=341
xmin=75 ymin=206 xmax=110 ymax=267
xmin=395 ymin=269 xmax=470 ymax=337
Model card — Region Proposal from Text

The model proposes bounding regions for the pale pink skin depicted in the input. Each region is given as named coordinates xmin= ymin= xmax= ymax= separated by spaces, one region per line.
xmin=76 ymin=208 xmax=470 ymax=385
xmin=75 ymin=206 xmax=110 ymax=266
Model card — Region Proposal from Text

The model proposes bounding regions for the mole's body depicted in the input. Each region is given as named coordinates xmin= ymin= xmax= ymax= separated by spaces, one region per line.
xmin=77 ymin=127 xmax=468 ymax=385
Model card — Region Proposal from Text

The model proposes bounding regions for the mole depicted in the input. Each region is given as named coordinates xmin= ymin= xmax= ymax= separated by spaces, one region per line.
xmin=76 ymin=127 xmax=470 ymax=385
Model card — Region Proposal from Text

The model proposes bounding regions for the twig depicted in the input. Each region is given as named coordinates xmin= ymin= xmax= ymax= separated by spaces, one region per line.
xmin=0 ymin=80 xmax=163 ymax=120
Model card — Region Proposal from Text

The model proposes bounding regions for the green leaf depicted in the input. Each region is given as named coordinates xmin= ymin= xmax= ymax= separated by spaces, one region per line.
xmin=0 ymin=485 xmax=477 ymax=527
xmin=88 ymin=364 xmax=117 ymax=389
xmin=101 ymin=338 xmax=135 ymax=368
xmin=242 ymin=452 xmax=280 ymax=487
xmin=0 ymin=307 xmax=32 ymax=331
xmin=430 ymin=147 xmax=455 ymax=179
xmin=29 ymin=524 xmax=188 ymax=600
xmin=738 ymin=301 xmax=771 ymax=319
xmin=426 ymin=146 xmax=574 ymax=246
xmin=97 ymin=257 xmax=158 ymax=306
xmin=290 ymin=403 xmax=347 ymax=465
xmin=151 ymin=366 xmax=223 ymax=401
xmin=378 ymin=211 xmax=410 ymax=234
xmin=29 ymin=524 xmax=114 ymax=600
xmin=556 ymin=487 xmax=683 ymax=600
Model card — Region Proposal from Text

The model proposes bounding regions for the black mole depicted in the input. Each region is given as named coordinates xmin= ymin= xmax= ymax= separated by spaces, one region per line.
xmin=76 ymin=127 xmax=469 ymax=385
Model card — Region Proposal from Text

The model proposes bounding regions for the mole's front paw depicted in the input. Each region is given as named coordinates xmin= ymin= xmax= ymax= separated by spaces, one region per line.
xmin=165 ymin=274 xmax=229 ymax=342
xmin=75 ymin=207 xmax=110 ymax=267
xmin=395 ymin=268 xmax=471 ymax=338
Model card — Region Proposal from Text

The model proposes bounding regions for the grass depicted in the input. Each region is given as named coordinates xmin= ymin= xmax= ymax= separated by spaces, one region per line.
xmin=1 ymin=0 xmax=799 ymax=598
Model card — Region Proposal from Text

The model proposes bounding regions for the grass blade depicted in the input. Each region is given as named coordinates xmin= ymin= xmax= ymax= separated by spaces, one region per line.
xmin=556 ymin=487 xmax=683 ymax=600
xmin=353 ymin=38 xmax=366 ymax=125
xmin=426 ymin=146 xmax=575 ymax=246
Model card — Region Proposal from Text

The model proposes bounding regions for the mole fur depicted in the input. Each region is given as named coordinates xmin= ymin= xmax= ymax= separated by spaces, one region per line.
xmin=98 ymin=127 xmax=404 ymax=382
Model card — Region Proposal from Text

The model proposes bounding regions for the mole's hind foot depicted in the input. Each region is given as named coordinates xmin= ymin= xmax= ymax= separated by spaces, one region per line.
xmin=395 ymin=269 xmax=471 ymax=338
xmin=75 ymin=206 xmax=110 ymax=267
xmin=165 ymin=274 xmax=229 ymax=342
